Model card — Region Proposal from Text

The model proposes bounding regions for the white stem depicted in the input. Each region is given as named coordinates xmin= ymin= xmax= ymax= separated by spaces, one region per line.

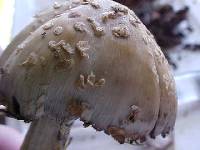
xmin=21 ymin=116 xmax=72 ymax=150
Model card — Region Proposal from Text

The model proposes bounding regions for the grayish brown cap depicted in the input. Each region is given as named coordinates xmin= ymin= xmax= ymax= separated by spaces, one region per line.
xmin=0 ymin=0 xmax=177 ymax=144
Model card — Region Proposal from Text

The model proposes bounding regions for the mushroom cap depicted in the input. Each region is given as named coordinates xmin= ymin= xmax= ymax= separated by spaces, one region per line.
xmin=0 ymin=0 xmax=177 ymax=144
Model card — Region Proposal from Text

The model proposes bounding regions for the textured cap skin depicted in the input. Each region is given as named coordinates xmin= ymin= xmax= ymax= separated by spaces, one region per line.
xmin=0 ymin=0 xmax=177 ymax=144
xmin=0 ymin=0 xmax=81 ymax=66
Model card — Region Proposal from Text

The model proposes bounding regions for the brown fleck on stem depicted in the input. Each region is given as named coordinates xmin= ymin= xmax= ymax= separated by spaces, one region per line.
xmin=21 ymin=117 xmax=72 ymax=150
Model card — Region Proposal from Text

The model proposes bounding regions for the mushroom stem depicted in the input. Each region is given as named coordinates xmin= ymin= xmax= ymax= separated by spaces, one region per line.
xmin=21 ymin=116 xmax=72 ymax=150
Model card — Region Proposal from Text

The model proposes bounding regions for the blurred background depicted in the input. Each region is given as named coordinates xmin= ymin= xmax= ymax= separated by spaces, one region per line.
xmin=0 ymin=0 xmax=200 ymax=150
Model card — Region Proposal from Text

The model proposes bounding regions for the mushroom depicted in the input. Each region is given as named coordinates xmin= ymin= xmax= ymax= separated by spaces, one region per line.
xmin=0 ymin=0 xmax=177 ymax=150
